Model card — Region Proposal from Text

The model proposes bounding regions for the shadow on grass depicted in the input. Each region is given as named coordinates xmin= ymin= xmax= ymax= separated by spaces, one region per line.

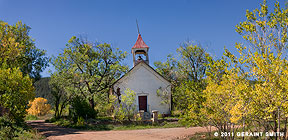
xmin=27 ymin=120 xmax=111 ymax=137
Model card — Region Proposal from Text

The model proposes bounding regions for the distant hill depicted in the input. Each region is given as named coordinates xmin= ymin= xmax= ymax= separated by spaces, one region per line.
xmin=34 ymin=77 xmax=53 ymax=105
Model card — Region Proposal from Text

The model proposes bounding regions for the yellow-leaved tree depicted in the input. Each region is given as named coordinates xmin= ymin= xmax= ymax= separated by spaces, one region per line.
xmin=182 ymin=1 xmax=288 ymax=139
xmin=27 ymin=97 xmax=51 ymax=116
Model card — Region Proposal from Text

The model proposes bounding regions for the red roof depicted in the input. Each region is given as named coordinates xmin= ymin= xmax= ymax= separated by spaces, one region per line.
xmin=132 ymin=34 xmax=149 ymax=49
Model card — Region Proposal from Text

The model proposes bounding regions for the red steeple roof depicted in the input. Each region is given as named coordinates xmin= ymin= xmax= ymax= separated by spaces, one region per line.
xmin=132 ymin=34 xmax=149 ymax=49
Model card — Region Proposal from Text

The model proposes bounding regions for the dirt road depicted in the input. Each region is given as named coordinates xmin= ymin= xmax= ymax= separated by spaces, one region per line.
xmin=27 ymin=120 xmax=216 ymax=140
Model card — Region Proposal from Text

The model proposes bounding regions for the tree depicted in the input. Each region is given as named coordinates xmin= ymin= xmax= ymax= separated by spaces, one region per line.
xmin=154 ymin=54 xmax=179 ymax=86
xmin=184 ymin=1 xmax=288 ymax=139
xmin=155 ymin=43 xmax=210 ymax=112
xmin=51 ymin=36 xmax=128 ymax=116
xmin=0 ymin=67 xmax=34 ymax=124
xmin=234 ymin=0 xmax=288 ymax=138
xmin=27 ymin=97 xmax=51 ymax=116
xmin=49 ymin=73 xmax=73 ymax=119
xmin=0 ymin=20 xmax=48 ymax=139
xmin=114 ymin=89 xmax=136 ymax=122
xmin=0 ymin=21 xmax=49 ymax=81
xmin=176 ymin=42 xmax=209 ymax=83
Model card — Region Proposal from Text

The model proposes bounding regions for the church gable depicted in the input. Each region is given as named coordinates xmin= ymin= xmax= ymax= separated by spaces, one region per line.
xmin=114 ymin=61 xmax=170 ymax=87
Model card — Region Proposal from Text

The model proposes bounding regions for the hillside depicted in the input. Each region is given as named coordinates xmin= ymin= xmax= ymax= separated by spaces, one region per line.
xmin=34 ymin=77 xmax=53 ymax=105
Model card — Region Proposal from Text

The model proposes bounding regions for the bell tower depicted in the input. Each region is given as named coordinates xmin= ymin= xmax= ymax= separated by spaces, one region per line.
xmin=132 ymin=34 xmax=149 ymax=66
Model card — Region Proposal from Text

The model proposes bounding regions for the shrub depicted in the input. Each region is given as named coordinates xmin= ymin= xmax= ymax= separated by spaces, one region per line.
xmin=76 ymin=117 xmax=85 ymax=126
xmin=0 ymin=115 xmax=43 ymax=139
xmin=25 ymin=114 xmax=38 ymax=120
xmin=70 ymin=96 xmax=97 ymax=122
xmin=0 ymin=115 xmax=16 ymax=139
xmin=54 ymin=118 xmax=70 ymax=127
xmin=114 ymin=89 xmax=136 ymax=122
xmin=27 ymin=97 xmax=51 ymax=116
xmin=0 ymin=67 xmax=34 ymax=124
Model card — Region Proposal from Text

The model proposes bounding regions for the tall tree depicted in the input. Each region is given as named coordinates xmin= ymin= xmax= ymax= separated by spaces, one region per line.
xmin=51 ymin=36 xmax=128 ymax=111
xmin=0 ymin=67 xmax=34 ymax=124
xmin=155 ymin=43 xmax=210 ymax=112
xmin=234 ymin=0 xmax=288 ymax=138
xmin=185 ymin=1 xmax=288 ymax=139
xmin=0 ymin=21 xmax=49 ymax=81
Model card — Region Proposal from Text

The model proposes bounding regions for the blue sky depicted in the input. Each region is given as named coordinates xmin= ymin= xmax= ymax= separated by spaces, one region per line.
xmin=0 ymin=0 xmax=284 ymax=77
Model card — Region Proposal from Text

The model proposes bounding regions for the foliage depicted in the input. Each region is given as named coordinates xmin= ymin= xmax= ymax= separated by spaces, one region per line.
xmin=96 ymin=93 xmax=117 ymax=117
xmin=114 ymin=89 xmax=136 ymax=122
xmin=154 ymin=1 xmax=288 ymax=139
xmin=0 ymin=67 xmax=34 ymax=124
xmin=50 ymin=36 xmax=128 ymax=119
xmin=176 ymin=42 xmax=209 ymax=82
xmin=76 ymin=117 xmax=85 ymax=126
xmin=49 ymin=73 xmax=71 ymax=119
xmin=232 ymin=0 xmax=288 ymax=136
xmin=155 ymin=43 xmax=210 ymax=111
xmin=156 ymin=86 xmax=171 ymax=105
xmin=27 ymin=97 xmax=51 ymax=116
xmin=178 ymin=1 xmax=288 ymax=139
xmin=0 ymin=115 xmax=43 ymax=140
xmin=0 ymin=20 xmax=47 ymax=139
xmin=0 ymin=21 xmax=49 ymax=81
xmin=25 ymin=114 xmax=38 ymax=121
xmin=177 ymin=80 xmax=207 ymax=127
xmin=154 ymin=54 xmax=179 ymax=85
xmin=154 ymin=42 xmax=211 ymax=130
xmin=69 ymin=96 xmax=97 ymax=122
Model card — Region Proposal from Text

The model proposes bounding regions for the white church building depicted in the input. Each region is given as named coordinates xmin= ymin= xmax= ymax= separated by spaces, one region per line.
xmin=111 ymin=33 xmax=172 ymax=116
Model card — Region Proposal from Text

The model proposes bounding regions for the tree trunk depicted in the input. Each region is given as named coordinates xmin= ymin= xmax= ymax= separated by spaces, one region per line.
xmin=284 ymin=118 xmax=287 ymax=140
xmin=274 ymin=113 xmax=278 ymax=140
xmin=89 ymin=98 xmax=95 ymax=109
xmin=55 ymin=101 xmax=59 ymax=119
xmin=243 ymin=118 xmax=245 ymax=140
xmin=278 ymin=107 xmax=280 ymax=140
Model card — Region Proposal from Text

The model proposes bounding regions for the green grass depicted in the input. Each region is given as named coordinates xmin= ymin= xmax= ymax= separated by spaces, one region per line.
xmin=113 ymin=122 xmax=183 ymax=130
xmin=13 ymin=129 xmax=45 ymax=140
xmin=25 ymin=114 xmax=38 ymax=120
xmin=47 ymin=117 xmax=185 ymax=131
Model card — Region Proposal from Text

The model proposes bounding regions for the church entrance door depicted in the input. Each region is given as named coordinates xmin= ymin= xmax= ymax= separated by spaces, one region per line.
xmin=138 ymin=96 xmax=147 ymax=112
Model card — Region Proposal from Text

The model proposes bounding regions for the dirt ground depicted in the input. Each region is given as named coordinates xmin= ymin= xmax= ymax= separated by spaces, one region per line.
xmin=27 ymin=120 xmax=216 ymax=140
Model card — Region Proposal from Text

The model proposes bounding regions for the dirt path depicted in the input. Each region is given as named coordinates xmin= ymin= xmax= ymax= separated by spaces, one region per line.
xmin=27 ymin=120 xmax=216 ymax=140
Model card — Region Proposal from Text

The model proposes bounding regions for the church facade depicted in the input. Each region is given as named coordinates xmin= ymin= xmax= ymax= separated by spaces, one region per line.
xmin=111 ymin=34 xmax=171 ymax=116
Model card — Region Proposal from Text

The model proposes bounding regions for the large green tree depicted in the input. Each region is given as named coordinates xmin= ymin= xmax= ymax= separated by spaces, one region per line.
xmin=0 ymin=67 xmax=34 ymax=123
xmin=0 ymin=21 xmax=49 ymax=81
xmin=0 ymin=20 xmax=48 ymax=138
xmin=155 ymin=43 xmax=210 ymax=112
xmin=51 ymin=36 xmax=128 ymax=116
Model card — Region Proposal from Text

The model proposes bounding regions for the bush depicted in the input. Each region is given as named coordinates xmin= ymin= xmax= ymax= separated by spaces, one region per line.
xmin=76 ymin=117 xmax=85 ymax=126
xmin=0 ymin=115 xmax=16 ymax=139
xmin=0 ymin=115 xmax=43 ymax=139
xmin=54 ymin=118 xmax=70 ymax=127
xmin=27 ymin=97 xmax=51 ymax=116
xmin=45 ymin=117 xmax=57 ymax=123
xmin=25 ymin=114 xmax=38 ymax=120
xmin=70 ymin=96 xmax=97 ymax=122
xmin=0 ymin=67 xmax=35 ymax=124
xmin=114 ymin=89 xmax=136 ymax=122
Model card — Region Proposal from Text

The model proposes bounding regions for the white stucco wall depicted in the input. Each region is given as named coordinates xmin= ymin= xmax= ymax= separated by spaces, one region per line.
xmin=113 ymin=62 xmax=171 ymax=115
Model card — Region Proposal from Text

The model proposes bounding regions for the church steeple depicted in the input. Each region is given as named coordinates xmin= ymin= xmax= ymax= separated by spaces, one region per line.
xmin=132 ymin=34 xmax=149 ymax=66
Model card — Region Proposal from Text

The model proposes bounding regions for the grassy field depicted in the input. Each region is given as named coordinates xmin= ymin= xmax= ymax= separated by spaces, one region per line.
xmin=45 ymin=117 xmax=184 ymax=131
